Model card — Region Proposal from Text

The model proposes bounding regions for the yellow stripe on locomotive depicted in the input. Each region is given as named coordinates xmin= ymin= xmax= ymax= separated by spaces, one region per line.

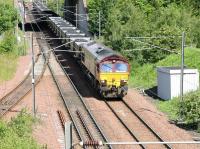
xmin=99 ymin=72 xmax=129 ymax=87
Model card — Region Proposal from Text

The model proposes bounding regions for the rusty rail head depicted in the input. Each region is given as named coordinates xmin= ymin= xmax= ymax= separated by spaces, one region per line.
xmin=57 ymin=110 xmax=66 ymax=130
xmin=76 ymin=110 xmax=95 ymax=141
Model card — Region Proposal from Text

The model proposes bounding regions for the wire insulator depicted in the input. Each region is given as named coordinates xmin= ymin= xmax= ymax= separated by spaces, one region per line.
xmin=80 ymin=140 xmax=103 ymax=147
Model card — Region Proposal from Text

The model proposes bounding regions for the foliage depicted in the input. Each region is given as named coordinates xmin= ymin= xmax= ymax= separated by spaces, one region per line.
xmin=191 ymin=17 xmax=200 ymax=48
xmin=0 ymin=53 xmax=18 ymax=82
xmin=157 ymin=90 xmax=200 ymax=131
xmin=0 ymin=29 xmax=28 ymax=82
xmin=0 ymin=110 xmax=40 ymax=149
xmin=0 ymin=3 xmax=17 ymax=34
xmin=0 ymin=30 xmax=17 ymax=53
xmin=47 ymin=0 xmax=65 ymax=16
xmin=157 ymin=98 xmax=180 ymax=120
xmin=88 ymin=0 xmax=117 ymax=35
xmin=88 ymin=0 xmax=200 ymax=64
xmin=181 ymin=91 xmax=200 ymax=124
xmin=129 ymin=48 xmax=200 ymax=88
xmin=0 ymin=1 xmax=26 ymax=82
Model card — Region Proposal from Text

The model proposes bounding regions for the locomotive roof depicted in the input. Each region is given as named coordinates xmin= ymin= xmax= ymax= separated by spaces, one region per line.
xmin=72 ymin=38 xmax=91 ymax=46
xmin=72 ymin=38 xmax=90 ymax=42
xmin=82 ymin=41 xmax=122 ymax=62
xmin=65 ymin=34 xmax=86 ymax=38
xmin=60 ymin=27 xmax=76 ymax=30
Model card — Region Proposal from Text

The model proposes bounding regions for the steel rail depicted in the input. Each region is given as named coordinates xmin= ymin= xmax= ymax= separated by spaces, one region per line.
xmin=0 ymin=38 xmax=46 ymax=118
xmin=76 ymin=110 xmax=99 ymax=149
xmin=30 ymin=7 xmax=111 ymax=148
xmin=76 ymin=110 xmax=95 ymax=141
xmin=50 ymin=39 xmax=112 ymax=149
xmin=105 ymin=99 xmax=172 ymax=149
xmin=30 ymin=11 xmax=85 ymax=144
xmin=50 ymin=37 xmax=111 ymax=148
xmin=122 ymin=100 xmax=173 ymax=149
xmin=104 ymin=100 xmax=146 ymax=149
xmin=28 ymin=7 xmax=83 ymax=143
xmin=0 ymin=56 xmax=46 ymax=118
xmin=29 ymin=11 xmax=88 ymax=149
xmin=0 ymin=2 xmax=49 ymax=118
xmin=57 ymin=110 xmax=66 ymax=130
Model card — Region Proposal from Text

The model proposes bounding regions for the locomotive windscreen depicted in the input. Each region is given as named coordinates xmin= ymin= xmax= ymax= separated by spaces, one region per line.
xmin=100 ymin=62 xmax=128 ymax=73
xmin=115 ymin=63 xmax=128 ymax=72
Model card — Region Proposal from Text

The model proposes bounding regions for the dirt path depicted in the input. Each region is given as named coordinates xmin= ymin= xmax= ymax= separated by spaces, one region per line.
xmin=0 ymin=34 xmax=31 ymax=99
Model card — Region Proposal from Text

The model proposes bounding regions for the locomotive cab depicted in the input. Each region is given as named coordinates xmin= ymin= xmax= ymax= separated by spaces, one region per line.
xmin=98 ymin=59 xmax=130 ymax=98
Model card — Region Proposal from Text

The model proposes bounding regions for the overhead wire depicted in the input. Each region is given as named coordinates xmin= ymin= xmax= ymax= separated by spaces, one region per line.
xmin=126 ymin=38 xmax=180 ymax=54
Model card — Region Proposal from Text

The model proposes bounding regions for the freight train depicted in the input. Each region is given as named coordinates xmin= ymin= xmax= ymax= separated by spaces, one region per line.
xmin=33 ymin=1 xmax=130 ymax=98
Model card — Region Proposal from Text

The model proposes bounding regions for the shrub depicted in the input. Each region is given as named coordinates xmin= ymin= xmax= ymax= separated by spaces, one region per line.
xmin=181 ymin=91 xmax=200 ymax=124
xmin=0 ymin=3 xmax=17 ymax=34
xmin=0 ymin=110 xmax=40 ymax=149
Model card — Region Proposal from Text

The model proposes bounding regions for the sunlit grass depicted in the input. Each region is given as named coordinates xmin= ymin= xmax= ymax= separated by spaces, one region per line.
xmin=0 ymin=53 xmax=18 ymax=82
xmin=129 ymin=48 xmax=200 ymax=89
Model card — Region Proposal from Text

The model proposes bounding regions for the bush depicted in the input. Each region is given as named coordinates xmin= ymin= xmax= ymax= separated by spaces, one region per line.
xmin=0 ymin=30 xmax=17 ymax=53
xmin=88 ymin=0 xmax=199 ymax=64
xmin=0 ymin=3 xmax=17 ymax=34
xmin=47 ymin=0 xmax=65 ymax=16
xmin=181 ymin=91 xmax=200 ymax=124
xmin=0 ymin=110 xmax=40 ymax=149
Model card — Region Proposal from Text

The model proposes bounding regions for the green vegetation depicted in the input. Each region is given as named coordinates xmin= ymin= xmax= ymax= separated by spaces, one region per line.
xmin=129 ymin=48 xmax=200 ymax=88
xmin=47 ymin=0 xmax=65 ymax=16
xmin=87 ymin=1 xmax=200 ymax=129
xmin=88 ymin=0 xmax=200 ymax=64
xmin=157 ymin=91 xmax=200 ymax=132
xmin=0 ymin=1 xmax=40 ymax=147
xmin=0 ymin=110 xmax=41 ymax=149
xmin=0 ymin=0 xmax=27 ymax=82
xmin=157 ymin=98 xmax=180 ymax=120
xmin=139 ymin=48 xmax=200 ymax=130
xmin=0 ymin=2 xmax=17 ymax=34
xmin=0 ymin=53 xmax=18 ymax=82
xmin=129 ymin=48 xmax=200 ymax=124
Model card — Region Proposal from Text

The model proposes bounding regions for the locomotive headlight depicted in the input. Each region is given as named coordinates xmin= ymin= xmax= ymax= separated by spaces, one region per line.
xmin=121 ymin=80 xmax=127 ymax=85
xmin=101 ymin=80 xmax=107 ymax=85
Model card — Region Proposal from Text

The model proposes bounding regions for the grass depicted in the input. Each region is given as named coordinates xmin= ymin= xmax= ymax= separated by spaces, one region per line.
xmin=0 ymin=53 xmax=18 ymax=82
xmin=0 ymin=110 xmax=41 ymax=149
xmin=128 ymin=48 xmax=200 ymax=121
xmin=0 ymin=29 xmax=28 ymax=83
xmin=129 ymin=48 xmax=200 ymax=88
xmin=156 ymin=98 xmax=180 ymax=120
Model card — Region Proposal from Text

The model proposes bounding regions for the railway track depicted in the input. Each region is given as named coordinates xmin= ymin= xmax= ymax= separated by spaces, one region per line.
xmin=104 ymin=99 xmax=173 ymax=149
xmin=0 ymin=41 xmax=46 ymax=118
xmin=29 ymin=7 xmax=111 ymax=148
xmin=30 ymin=3 xmax=173 ymax=149
xmin=45 ymin=35 xmax=110 ymax=148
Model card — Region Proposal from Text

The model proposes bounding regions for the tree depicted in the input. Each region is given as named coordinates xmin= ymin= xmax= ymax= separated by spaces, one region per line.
xmin=0 ymin=4 xmax=17 ymax=34
xmin=87 ymin=0 xmax=200 ymax=64
xmin=88 ymin=0 xmax=117 ymax=35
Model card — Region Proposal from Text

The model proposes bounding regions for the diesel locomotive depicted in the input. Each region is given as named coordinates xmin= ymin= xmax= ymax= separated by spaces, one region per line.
xmin=34 ymin=2 xmax=130 ymax=98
